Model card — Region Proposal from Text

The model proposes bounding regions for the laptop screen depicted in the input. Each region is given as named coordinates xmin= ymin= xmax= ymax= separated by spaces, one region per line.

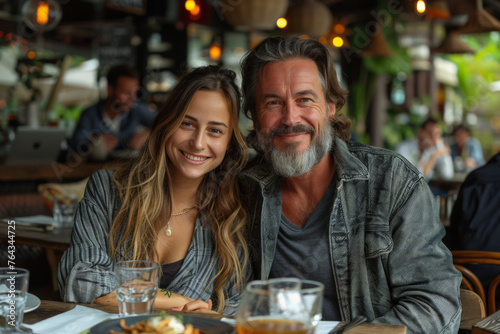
xmin=3 ymin=127 xmax=67 ymax=165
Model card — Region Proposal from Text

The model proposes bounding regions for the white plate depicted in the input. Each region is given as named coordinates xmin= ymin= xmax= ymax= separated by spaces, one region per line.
xmin=25 ymin=293 xmax=41 ymax=313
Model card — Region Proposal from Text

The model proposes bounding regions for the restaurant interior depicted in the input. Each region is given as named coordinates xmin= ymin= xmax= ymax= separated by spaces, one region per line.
xmin=1 ymin=0 xmax=500 ymax=332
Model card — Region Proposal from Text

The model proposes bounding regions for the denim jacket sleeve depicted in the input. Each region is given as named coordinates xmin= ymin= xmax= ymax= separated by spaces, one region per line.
xmin=372 ymin=177 xmax=462 ymax=333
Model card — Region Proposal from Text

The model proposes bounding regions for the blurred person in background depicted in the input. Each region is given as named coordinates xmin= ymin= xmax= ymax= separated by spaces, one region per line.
xmin=449 ymin=152 xmax=500 ymax=303
xmin=69 ymin=64 xmax=157 ymax=160
xmin=418 ymin=118 xmax=454 ymax=180
xmin=396 ymin=118 xmax=454 ymax=181
xmin=450 ymin=124 xmax=485 ymax=173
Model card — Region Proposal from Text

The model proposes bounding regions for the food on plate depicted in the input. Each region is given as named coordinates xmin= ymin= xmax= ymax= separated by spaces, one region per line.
xmin=109 ymin=314 xmax=200 ymax=334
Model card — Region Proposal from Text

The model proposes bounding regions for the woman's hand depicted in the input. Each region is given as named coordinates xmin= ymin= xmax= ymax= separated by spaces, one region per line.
xmin=169 ymin=299 xmax=218 ymax=314
xmin=155 ymin=290 xmax=195 ymax=310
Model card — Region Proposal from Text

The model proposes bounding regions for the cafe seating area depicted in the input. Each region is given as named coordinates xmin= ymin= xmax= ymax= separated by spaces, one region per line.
xmin=2 ymin=0 xmax=500 ymax=333
xmin=453 ymin=251 xmax=500 ymax=316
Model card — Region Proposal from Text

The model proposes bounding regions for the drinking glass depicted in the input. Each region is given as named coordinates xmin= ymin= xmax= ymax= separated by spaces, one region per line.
xmin=115 ymin=260 xmax=160 ymax=316
xmin=0 ymin=268 xmax=29 ymax=333
xmin=300 ymin=280 xmax=325 ymax=334
xmin=235 ymin=278 xmax=312 ymax=334
xmin=52 ymin=195 xmax=77 ymax=229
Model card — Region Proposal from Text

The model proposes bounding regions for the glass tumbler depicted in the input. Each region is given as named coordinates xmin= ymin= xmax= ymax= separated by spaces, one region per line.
xmin=115 ymin=260 xmax=160 ymax=316
xmin=235 ymin=278 xmax=312 ymax=334
xmin=0 ymin=268 xmax=30 ymax=333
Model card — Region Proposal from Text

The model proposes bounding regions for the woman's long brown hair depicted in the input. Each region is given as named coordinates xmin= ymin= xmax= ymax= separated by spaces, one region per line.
xmin=109 ymin=65 xmax=249 ymax=313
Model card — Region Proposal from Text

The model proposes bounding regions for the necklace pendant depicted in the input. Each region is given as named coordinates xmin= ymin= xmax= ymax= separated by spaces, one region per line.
xmin=165 ymin=222 xmax=172 ymax=237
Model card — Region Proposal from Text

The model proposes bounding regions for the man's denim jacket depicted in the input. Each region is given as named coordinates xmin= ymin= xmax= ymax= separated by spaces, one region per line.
xmin=239 ymin=138 xmax=462 ymax=334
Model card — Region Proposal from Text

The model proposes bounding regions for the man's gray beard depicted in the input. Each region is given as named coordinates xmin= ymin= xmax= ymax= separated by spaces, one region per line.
xmin=256 ymin=123 xmax=334 ymax=178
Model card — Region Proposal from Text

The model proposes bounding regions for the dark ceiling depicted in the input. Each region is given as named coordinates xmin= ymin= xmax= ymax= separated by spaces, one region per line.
xmin=1 ymin=0 xmax=500 ymax=55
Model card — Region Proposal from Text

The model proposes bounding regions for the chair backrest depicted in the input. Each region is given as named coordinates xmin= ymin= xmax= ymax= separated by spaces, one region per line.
xmin=452 ymin=250 xmax=500 ymax=315
xmin=460 ymin=289 xmax=486 ymax=330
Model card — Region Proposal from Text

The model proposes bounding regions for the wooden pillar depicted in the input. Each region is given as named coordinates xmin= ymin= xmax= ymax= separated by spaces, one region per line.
xmin=428 ymin=21 xmax=439 ymax=117
xmin=369 ymin=74 xmax=389 ymax=147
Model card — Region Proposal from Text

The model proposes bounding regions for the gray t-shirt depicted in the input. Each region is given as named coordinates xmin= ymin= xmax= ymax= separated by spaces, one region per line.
xmin=269 ymin=176 xmax=340 ymax=320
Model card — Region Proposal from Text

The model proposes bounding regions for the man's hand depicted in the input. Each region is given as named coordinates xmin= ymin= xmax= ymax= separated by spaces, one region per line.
xmin=169 ymin=299 xmax=218 ymax=314
xmin=465 ymin=157 xmax=479 ymax=169
xmin=129 ymin=131 xmax=150 ymax=151
xmin=101 ymin=133 xmax=119 ymax=152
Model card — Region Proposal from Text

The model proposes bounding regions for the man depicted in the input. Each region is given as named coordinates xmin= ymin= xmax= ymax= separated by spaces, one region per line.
xmin=69 ymin=64 xmax=157 ymax=160
xmin=239 ymin=36 xmax=461 ymax=333
xmin=396 ymin=118 xmax=454 ymax=180
xmin=450 ymin=124 xmax=485 ymax=173
xmin=449 ymin=152 xmax=500 ymax=300
xmin=419 ymin=118 xmax=454 ymax=180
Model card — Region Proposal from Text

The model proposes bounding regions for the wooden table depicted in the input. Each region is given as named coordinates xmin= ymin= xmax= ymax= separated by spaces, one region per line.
xmin=0 ymin=162 xmax=106 ymax=182
xmin=24 ymin=300 xmax=407 ymax=333
xmin=472 ymin=308 xmax=500 ymax=333
xmin=0 ymin=226 xmax=72 ymax=290
xmin=429 ymin=172 xmax=467 ymax=193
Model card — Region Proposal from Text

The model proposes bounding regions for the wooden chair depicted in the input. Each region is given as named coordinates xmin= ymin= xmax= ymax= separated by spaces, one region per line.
xmin=460 ymin=288 xmax=487 ymax=331
xmin=452 ymin=250 xmax=500 ymax=315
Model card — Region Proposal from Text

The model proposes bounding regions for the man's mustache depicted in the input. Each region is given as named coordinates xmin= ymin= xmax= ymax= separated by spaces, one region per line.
xmin=268 ymin=124 xmax=315 ymax=138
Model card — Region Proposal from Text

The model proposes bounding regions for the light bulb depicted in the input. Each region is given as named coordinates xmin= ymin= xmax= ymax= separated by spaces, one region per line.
xmin=185 ymin=0 xmax=196 ymax=11
xmin=209 ymin=45 xmax=221 ymax=61
xmin=416 ymin=0 xmax=426 ymax=14
xmin=22 ymin=0 xmax=62 ymax=32
xmin=332 ymin=37 xmax=344 ymax=48
xmin=276 ymin=18 xmax=287 ymax=29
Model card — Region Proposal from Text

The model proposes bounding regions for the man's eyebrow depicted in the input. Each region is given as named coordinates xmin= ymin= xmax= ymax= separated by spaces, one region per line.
xmin=262 ymin=93 xmax=283 ymax=99
xmin=295 ymin=90 xmax=319 ymax=98
xmin=185 ymin=115 xmax=228 ymax=128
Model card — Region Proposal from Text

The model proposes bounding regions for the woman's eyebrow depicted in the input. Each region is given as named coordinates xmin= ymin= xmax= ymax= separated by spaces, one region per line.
xmin=185 ymin=115 xmax=228 ymax=128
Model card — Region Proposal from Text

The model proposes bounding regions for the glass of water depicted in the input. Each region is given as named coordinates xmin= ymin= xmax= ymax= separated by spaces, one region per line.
xmin=52 ymin=195 xmax=77 ymax=229
xmin=0 ymin=268 xmax=29 ymax=333
xmin=300 ymin=280 xmax=325 ymax=334
xmin=115 ymin=260 xmax=160 ymax=317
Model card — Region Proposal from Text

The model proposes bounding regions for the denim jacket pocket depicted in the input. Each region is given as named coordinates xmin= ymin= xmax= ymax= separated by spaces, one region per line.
xmin=364 ymin=218 xmax=393 ymax=259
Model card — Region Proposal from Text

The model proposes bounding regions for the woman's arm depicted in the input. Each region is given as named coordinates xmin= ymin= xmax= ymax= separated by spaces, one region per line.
xmin=57 ymin=171 xmax=119 ymax=303
xmin=93 ymin=289 xmax=196 ymax=309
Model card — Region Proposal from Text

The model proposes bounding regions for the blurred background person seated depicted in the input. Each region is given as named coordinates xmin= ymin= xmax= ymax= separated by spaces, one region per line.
xmin=396 ymin=118 xmax=454 ymax=181
xmin=449 ymin=152 xmax=500 ymax=303
xmin=450 ymin=124 xmax=485 ymax=173
xmin=69 ymin=64 xmax=157 ymax=161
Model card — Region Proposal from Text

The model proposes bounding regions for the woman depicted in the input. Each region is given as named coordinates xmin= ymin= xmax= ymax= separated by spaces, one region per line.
xmin=57 ymin=65 xmax=250 ymax=314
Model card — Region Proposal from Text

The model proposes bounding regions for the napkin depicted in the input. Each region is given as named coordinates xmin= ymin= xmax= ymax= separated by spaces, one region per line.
xmin=24 ymin=305 xmax=119 ymax=334
xmin=0 ymin=215 xmax=56 ymax=232
xmin=221 ymin=318 xmax=340 ymax=334
xmin=14 ymin=215 xmax=55 ymax=225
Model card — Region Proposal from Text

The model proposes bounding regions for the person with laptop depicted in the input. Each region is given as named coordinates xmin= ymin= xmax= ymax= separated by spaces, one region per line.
xmin=69 ymin=64 xmax=157 ymax=160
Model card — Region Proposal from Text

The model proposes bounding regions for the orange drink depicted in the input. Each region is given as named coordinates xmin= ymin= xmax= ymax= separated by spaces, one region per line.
xmin=236 ymin=318 xmax=310 ymax=334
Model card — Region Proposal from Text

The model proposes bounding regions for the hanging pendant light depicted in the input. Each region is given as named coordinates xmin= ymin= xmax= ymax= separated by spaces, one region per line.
xmin=426 ymin=0 xmax=451 ymax=20
xmin=457 ymin=0 xmax=500 ymax=34
xmin=359 ymin=24 xmax=394 ymax=57
xmin=285 ymin=0 xmax=333 ymax=38
xmin=432 ymin=30 xmax=475 ymax=54
xmin=22 ymin=0 xmax=62 ymax=32
xmin=222 ymin=0 xmax=289 ymax=31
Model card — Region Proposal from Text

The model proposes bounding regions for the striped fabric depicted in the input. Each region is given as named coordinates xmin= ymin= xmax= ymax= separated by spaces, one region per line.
xmin=57 ymin=169 xmax=250 ymax=315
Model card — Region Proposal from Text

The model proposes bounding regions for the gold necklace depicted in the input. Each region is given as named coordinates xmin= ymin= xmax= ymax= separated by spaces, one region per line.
xmin=165 ymin=207 xmax=196 ymax=237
